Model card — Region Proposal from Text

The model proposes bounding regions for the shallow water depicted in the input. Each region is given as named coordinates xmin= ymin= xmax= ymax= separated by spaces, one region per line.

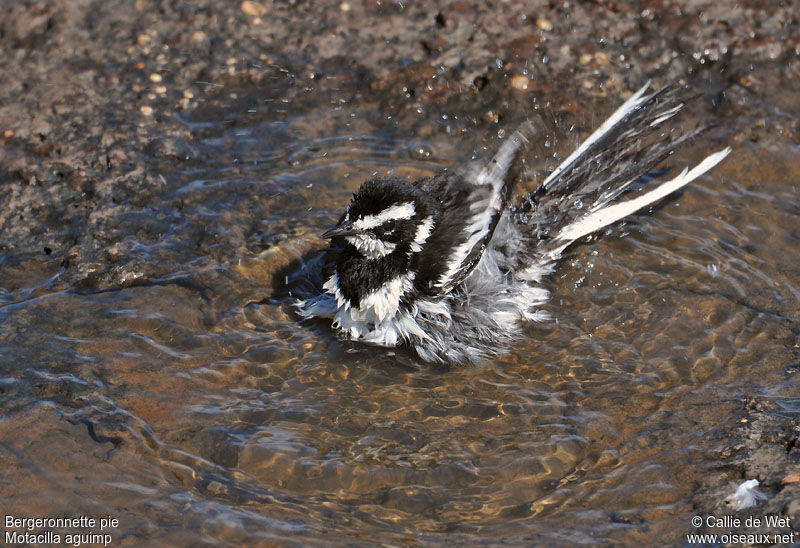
xmin=1 ymin=79 xmax=798 ymax=546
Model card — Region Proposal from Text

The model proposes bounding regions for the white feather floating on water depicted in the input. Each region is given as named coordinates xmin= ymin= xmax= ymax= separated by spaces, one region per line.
xmin=726 ymin=479 xmax=769 ymax=510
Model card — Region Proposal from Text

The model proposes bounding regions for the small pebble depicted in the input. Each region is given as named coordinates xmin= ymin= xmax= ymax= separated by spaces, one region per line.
xmin=579 ymin=53 xmax=593 ymax=65
xmin=149 ymin=73 xmax=162 ymax=83
xmin=510 ymin=74 xmax=530 ymax=90
xmin=140 ymin=105 xmax=153 ymax=116
xmin=486 ymin=110 xmax=501 ymax=123
xmin=340 ymin=2 xmax=351 ymax=11
xmin=595 ymin=52 xmax=609 ymax=65
xmin=536 ymin=16 xmax=553 ymax=31
xmin=240 ymin=0 xmax=266 ymax=16
xmin=3 ymin=130 xmax=14 ymax=138
xmin=155 ymin=85 xmax=167 ymax=94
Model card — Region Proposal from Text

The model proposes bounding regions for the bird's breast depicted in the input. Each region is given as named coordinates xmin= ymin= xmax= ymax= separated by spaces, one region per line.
xmin=322 ymin=271 xmax=417 ymax=344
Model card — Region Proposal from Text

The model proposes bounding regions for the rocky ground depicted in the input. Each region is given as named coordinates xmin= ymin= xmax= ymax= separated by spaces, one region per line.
xmin=2 ymin=0 xmax=799 ymax=540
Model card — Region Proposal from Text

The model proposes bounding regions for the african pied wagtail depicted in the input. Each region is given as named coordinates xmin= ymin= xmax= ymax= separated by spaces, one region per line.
xmin=296 ymin=82 xmax=730 ymax=365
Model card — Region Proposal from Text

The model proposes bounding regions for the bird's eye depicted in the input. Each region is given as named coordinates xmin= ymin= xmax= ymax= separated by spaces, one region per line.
xmin=383 ymin=219 xmax=397 ymax=232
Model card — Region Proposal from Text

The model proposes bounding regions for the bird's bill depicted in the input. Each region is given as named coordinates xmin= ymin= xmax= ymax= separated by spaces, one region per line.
xmin=321 ymin=224 xmax=363 ymax=239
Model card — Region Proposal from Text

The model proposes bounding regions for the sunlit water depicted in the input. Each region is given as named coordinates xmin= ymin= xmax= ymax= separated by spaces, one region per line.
xmin=1 ymin=82 xmax=798 ymax=546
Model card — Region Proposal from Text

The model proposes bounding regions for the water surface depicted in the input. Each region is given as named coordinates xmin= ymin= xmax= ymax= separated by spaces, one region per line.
xmin=1 ymin=78 xmax=798 ymax=546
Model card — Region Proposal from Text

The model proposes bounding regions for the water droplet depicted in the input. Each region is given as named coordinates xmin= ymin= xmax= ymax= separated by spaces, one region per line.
xmin=409 ymin=144 xmax=433 ymax=160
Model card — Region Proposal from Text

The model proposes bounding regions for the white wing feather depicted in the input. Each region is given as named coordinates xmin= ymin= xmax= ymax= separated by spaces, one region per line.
xmin=434 ymin=128 xmax=529 ymax=289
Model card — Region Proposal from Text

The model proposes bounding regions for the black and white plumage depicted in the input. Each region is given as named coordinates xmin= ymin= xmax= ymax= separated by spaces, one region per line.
xmin=296 ymin=82 xmax=730 ymax=365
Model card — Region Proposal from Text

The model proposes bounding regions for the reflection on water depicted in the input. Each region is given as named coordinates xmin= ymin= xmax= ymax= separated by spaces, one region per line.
xmin=1 ymin=85 xmax=798 ymax=546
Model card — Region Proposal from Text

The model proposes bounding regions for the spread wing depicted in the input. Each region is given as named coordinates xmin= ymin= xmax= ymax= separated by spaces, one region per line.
xmin=414 ymin=124 xmax=535 ymax=295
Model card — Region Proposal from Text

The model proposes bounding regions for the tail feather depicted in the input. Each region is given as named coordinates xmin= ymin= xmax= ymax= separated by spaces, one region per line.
xmin=538 ymin=82 xmax=692 ymax=203
xmin=509 ymin=82 xmax=729 ymax=274
xmin=552 ymin=147 xmax=731 ymax=251
xmin=540 ymin=80 xmax=655 ymax=189
xmin=515 ymin=82 xmax=724 ymax=249
xmin=519 ymin=83 xmax=707 ymax=239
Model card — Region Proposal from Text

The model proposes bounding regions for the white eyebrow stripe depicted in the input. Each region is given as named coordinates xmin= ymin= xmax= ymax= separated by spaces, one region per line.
xmin=352 ymin=202 xmax=416 ymax=230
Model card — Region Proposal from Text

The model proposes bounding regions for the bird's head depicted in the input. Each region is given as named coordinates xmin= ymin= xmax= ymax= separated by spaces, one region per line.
xmin=323 ymin=178 xmax=438 ymax=259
